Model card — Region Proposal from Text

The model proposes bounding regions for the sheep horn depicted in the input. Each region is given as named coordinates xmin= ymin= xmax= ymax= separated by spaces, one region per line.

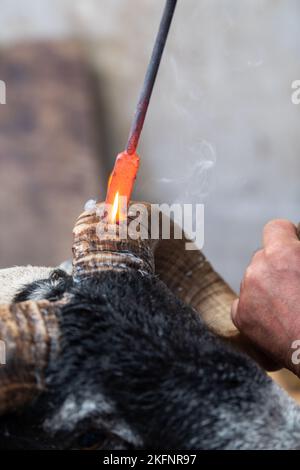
xmin=152 ymin=209 xmax=236 ymax=339
xmin=73 ymin=202 xmax=274 ymax=367
xmin=155 ymin=236 xmax=237 ymax=337
xmin=72 ymin=203 xmax=237 ymax=337
xmin=0 ymin=300 xmax=59 ymax=415
xmin=154 ymin=214 xmax=276 ymax=368
xmin=72 ymin=202 xmax=236 ymax=335
xmin=72 ymin=202 xmax=156 ymax=279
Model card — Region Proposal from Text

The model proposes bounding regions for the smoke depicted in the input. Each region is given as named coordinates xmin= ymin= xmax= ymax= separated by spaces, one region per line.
xmin=2 ymin=0 xmax=300 ymax=288
xmin=140 ymin=140 xmax=216 ymax=204
xmin=69 ymin=0 xmax=218 ymax=205
xmin=0 ymin=0 xmax=217 ymax=205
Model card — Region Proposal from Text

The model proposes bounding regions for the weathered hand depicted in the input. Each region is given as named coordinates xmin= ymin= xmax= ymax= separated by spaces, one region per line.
xmin=231 ymin=219 xmax=300 ymax=376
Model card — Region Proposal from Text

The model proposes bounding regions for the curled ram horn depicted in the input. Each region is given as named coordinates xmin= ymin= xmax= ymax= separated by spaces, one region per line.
xmin=155 ymin=233 xmax=237 ymax=340
xmin=0 ymin=300 xmax=59 ymax=415
xmin=153 ymin=208 xmax=237 ymax=340
xmin=72 ymin=201 xmax=270 ymax=366
xmin=72 ymin=202 xmax=236 ymax=337
xmin=72 ymin=202 xmax=156 ymax=279
xmin=155 ymin=214 xmax=281 ymax=368
xmin=154 ymin=213 xmax=276 ymax=366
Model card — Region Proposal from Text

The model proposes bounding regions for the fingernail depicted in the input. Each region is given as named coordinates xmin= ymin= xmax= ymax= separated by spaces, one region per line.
xmin=231 ymin=298 xmax=239 ymax=323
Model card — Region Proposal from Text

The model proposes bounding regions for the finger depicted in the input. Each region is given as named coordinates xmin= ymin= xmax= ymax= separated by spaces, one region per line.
xmin=263 ymin=219 xmax=298 ymax=249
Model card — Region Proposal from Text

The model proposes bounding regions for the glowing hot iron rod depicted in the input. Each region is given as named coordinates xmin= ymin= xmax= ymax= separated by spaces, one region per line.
xmin=105 ymin=0 xmax=178 ymax=222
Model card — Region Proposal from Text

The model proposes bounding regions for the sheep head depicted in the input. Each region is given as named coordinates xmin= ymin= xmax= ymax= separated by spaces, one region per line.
xmin=0 ymin=201 xmax=278 ymax=449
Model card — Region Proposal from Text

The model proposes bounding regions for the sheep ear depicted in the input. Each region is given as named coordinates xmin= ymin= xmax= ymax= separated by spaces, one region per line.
xmin=0 ymin=300 xmax=60 ymax=415
xmin=0 ymin=266 xmax=55 ymax=304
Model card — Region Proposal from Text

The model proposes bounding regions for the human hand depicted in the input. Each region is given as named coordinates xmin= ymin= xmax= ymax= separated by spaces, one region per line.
xmin=231 ymin=219 xmax=300 ymax=376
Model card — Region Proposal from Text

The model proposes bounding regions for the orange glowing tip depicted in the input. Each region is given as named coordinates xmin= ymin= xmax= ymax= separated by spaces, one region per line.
xmin=110 ymin=191 xmax=119 ymax=224
xmin=105 ymin=150 xmax=140 ymax=222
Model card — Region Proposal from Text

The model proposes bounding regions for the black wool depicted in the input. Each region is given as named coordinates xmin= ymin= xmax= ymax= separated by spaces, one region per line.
xmin=0 ymin=270 xmax=296 ymax=449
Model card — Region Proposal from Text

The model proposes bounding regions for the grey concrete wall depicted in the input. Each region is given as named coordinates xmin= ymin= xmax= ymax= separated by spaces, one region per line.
xmin=0 ymin=0 xmax=299 ymax=290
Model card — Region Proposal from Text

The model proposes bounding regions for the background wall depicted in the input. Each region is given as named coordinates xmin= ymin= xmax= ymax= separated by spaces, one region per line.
xmin=0 ymin=0 xmax=299 ymax=291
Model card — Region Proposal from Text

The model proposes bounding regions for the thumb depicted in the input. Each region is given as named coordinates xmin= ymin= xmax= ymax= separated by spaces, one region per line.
xmin=231 ymin=298 xmax=240 ymax=326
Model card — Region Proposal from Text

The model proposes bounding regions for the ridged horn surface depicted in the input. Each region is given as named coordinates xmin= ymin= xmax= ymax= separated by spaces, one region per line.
xmin=72 ymin=201 xmax=270 ymax=366
xmin=73 ymin=202 xmax=236 ymax=337
xmin=0 ymin=300 xmax=59 ymax=415
xmin=72 ymin=202 xmax=156 ymax=279
xmin=154 ymin=236 xmax=237 ymax=339
xmin=154 ymin=216 xmax=275 ymax=367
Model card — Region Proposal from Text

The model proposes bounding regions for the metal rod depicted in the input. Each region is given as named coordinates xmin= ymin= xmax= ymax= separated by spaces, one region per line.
xmin=126 ymin=0 xmax=178 ymax=155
